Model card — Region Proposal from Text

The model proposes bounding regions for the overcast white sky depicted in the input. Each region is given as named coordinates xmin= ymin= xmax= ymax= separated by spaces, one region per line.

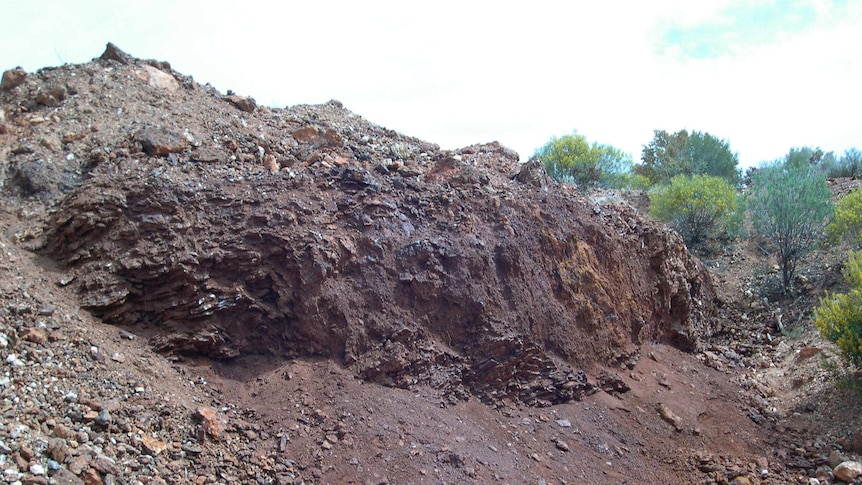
xmin=2 ymin=0 xmax=861 ymax=167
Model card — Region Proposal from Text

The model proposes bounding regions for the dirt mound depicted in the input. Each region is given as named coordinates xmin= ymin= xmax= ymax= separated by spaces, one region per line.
xmin=6 ymin=45 xmax=719 ymax=408
xmin=9 ymin=44 xmax=831 ymax=484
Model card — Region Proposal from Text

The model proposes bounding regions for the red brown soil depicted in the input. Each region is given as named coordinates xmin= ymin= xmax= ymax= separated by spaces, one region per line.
xmin=0 ymin=43 xmax=861 ymax=485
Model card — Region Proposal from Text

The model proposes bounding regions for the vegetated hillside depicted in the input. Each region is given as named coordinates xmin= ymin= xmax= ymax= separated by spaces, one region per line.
xmin=0 ymin=44 xmax=843 ymax=485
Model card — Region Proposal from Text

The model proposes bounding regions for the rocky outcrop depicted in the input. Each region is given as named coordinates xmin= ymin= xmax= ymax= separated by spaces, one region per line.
xmin=41 ymin=147 xmax=716 ymax=405
xmin=6 ymin=45 xmax=717 ymax=407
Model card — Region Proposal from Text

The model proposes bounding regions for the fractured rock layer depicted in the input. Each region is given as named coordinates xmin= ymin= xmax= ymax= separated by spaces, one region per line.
xmin=2 ymin=45 xmax=717 ymax=406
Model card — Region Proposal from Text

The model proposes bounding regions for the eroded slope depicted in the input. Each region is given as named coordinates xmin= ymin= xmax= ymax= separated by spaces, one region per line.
xmin=0 ymin=46 xmax=719 ymax=407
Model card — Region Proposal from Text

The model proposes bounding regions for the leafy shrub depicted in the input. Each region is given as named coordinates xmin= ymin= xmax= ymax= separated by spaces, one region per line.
xmin=649 ymin=174 xmax=739 ymax=246
xmin=747 ymin=163 xmax=833 ymax=291
xmin=617 ymin=172 xmax=652 ymax=191
xmin=536 ymin=132 xmax=632 ymax=191
xmin=784 ymin=146 xmax=833 ymax=171
xmin=827 ymin=188 xmax=862 ymax=245
xmin=826 ymin=148 xmax=862 ymax=178
xmin=637 ymin=129 xmax=740 ymax=186
xmin=815 ymin=251 xmax=862 ymax=365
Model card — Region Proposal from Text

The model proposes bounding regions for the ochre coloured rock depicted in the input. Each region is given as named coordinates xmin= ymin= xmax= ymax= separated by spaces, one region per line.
xmin=834 ymin=461 xmax=862 ymax=482
xmin=196 ymin=406 xmax=225 ymax=440
xmin=138 ymin=127 xmax=187 ymax=156
xmin=225 ymin=94 xmax=256 ymax=113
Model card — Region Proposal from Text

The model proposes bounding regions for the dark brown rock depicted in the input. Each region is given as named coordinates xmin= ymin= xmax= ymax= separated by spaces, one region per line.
xmin=19 ymin=446 xmax=35 ymax=460
xmin=91 ymin=456 xmax=121 ymax=477
xmin=68 ymin=453 xmax=91 ymax=475
xmin=851 ymin=428 xmax=862 ymax=455
xmin=225 ymin=95 xmax=256 ymax=113
xmin=35 ymin=85 xmax=67 ymax=107
xmin=22 ymin=327 xmax=47 ymax=344
xmin=51 ymin=467 xmax=84 ymax=485
xmin=53 ymin=423 xmax=71 ymax=439
xmin=514 ymin=156 xmax=549 ymax=188
xmin=137 ymin=127 xmax=187 ymax=156
xmin=291 ymin=125 xmax=321 ymax=143
xmin=81 ymin=468 xmax=103 ymax=485
xmin=21 ymin=476 xmax=48 ymax=485
xmin=100 ymin=42 xmax=132 ymax=65
xmin=37 ymin=45 xmax=717 ymax=420
xmin=190 ymin=147 xmax=226 ymax=163
xmin=1 ymin=67 xmax=26 ymax=90
xmin=596 ymin=372 xmax=631 ymax=395
xmin=47 ymin=438 xmax=69 ymax=462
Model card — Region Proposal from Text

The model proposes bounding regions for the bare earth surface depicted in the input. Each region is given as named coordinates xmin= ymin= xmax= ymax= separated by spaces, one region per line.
xmin=1 ymin=44 xmax=861 ymax=485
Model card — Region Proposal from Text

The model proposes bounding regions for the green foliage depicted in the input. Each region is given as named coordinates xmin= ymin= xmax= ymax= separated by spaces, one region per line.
xmin=649 ymin=174 xmax=739 ymax=246
xmin=826 ymin=148 xmax=862 ymax=178
xmin=638 ymin=130 xmax=689 ymax=185
xmin=636 ymin=129 xmax=740 ymax=186
xmin=815 ymin=251 xmax=862 ymax=365
xmin=827 ymin=188 xmax=862 ymax=245
xmin=535 ymin=132 xmax=633 ymax=191
xmin=747 ymin=162 xmax=834 ymax=291
xmin=782 ymin=146 xmax=862 ymax=178
xmin=687 ymin=131 xmax=741 ymax=182
xmin=617 ymin=172 xmax=652 ymax=190
xmin=784 ymin=146 xmax=825 ymax=170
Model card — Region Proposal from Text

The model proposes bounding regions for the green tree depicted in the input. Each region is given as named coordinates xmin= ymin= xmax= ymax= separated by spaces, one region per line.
xmin=842 ymin=148 xmax=862 ymax=176
xmin=649 ymin=174 xmax=739 ymax=246
xmin=827 ymin=188 xmax=862 ymax=245
xmin=535 ymin=132 xmax=633 ymax=190
xmin=637 ymin=129 xmax=740 ymax=185
xmin=783 ymin=146 xmax=839 ymax=173
xmin=747 ymin=163 xmax=834 ymax=291
xmin=827 ymin=148 xmax=862 ymax=178
xmin=637 ymin=129 xmax=689 ymax=185
xmin=814 ymin=251 xmax=862 ymax=365
xmin=688 ymin=131 xmax=741 ymax=182
xmin=784 ymin=146 xmax=823 ymax=170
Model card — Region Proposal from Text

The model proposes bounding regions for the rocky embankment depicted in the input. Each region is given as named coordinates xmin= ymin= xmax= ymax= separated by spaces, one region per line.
xmin=4 ymin=45 xmax=716 ymax=404
xmin=0 ymin=44 xmax=758 ymax=484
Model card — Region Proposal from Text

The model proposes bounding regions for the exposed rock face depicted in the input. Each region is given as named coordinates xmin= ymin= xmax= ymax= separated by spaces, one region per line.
xmin=3 ymin=44 xmax=716 ymax=407
xmin=41 ymin=147 xmax=716 ymax=406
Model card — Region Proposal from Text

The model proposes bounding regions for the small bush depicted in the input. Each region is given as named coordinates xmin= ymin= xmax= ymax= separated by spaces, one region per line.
xmin=827 ymin=188 xmax=862 ymax=245
xmin=747 ymin=163 xmax=833 ymax=291
xmin=535 ymin=132 xmax=632 ymax=191
xmin=617 ymin=172 xmax=652 ymax=190
xmin=826 ymin=148 xmax=862 ymax=178
xmin=649 ymin=174 xmax=739 ymax=246
xmin=815 ymin=251 xmax=862 ymax=365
